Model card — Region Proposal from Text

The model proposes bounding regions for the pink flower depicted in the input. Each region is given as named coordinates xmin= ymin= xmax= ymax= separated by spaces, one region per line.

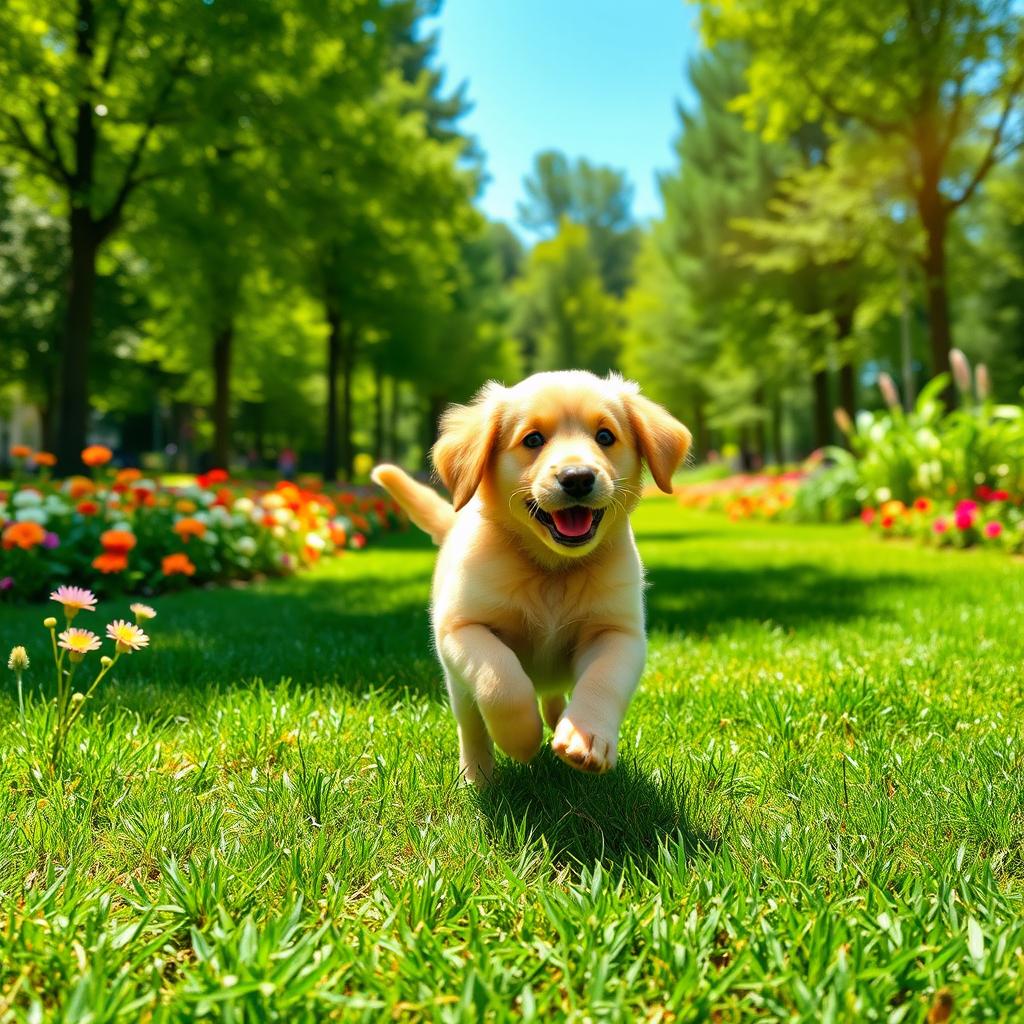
xmin=955 ymin=508 xmax=975 ymax=531
xmin=0 ymin=576 xmax=13 ymax=590
xmin=984 ymin=521 xmax=1003 ymax=539
xmin=955 ymin=499 xmax=978 ymax=515
xmin=933 ymin=517 xmax=949 ymax=534
xmin=860 ymin=508 xmax=876 ymax=525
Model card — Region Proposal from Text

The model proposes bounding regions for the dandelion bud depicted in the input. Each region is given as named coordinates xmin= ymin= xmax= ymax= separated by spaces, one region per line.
xmin=833 ymin=407 xmax=853 ymax=435
xmin=950 ymin=348 xmax=972 ymax=394
xmin=7 ymin=646 xmax=29 ymax=672
xmin=975 ymin=363 xmax=991 ymax=401
xmin=71 ymin=692 xmax=85 ymax=704
xmin=877 ymin=372 xmax=900 ymax=410
xmin=43 ymin=617 xmax=57 ymax=629
xmin=100 ymin=655 xmax=113 ymax=668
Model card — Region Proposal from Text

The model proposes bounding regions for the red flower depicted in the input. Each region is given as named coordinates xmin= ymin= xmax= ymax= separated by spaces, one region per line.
xmin=198 ymin=468 xmax=229 ymax=487
xmin=990 ymin=490 xmax=1009 ymax=502
xmin=880 ymin=515 xmax=895 ymax=529
xmin=76 ymin=500 xmax=100 ymax=516
xmin=860 ymin=508 xmax=876 ymax=525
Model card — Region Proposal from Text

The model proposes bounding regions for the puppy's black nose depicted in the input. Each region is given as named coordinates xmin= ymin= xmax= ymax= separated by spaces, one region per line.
xmin=557 ymin=466 xmax=595 ymax=498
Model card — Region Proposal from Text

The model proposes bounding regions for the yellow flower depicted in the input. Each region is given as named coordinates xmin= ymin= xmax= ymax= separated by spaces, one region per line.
xmin=58 ymin=628 xmax=102 ymax=662
xmin=8 ymin=646 xmax=29 ymax=672
xmin=130 ymin=603 xmax=157 ymax=622
xmin=106 ymin=620 xmax=149 ymax=653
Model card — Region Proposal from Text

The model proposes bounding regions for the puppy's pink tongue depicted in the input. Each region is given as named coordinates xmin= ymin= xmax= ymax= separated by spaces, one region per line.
xmin=552 ymin=507 xmax=594 ymax=537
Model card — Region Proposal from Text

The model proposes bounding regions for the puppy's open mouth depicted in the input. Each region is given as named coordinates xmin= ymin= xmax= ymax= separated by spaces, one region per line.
xmin=527 ymin=502 xmax=605 ymax=547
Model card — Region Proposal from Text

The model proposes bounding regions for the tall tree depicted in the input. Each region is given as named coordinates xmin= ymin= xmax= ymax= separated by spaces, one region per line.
xmin=513 ymin=219 xmax=622 ymax=375
xmin=701 ymin=0 xmax=1024 ymax=388
xmin=519 ymin=150 xmax=639 ymax=295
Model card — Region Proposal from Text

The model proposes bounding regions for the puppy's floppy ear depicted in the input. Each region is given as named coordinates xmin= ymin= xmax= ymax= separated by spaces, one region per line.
xmin=431 ymin=382 xmax=506 ymax=510
xmin=623 ymin=389 xmax=691 ymax=493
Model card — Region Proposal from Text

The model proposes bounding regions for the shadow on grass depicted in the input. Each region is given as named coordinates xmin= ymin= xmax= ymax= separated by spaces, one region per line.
xmin=477 ymin=747 xmax=716 ymax=870
xmin=645 ymin=562 xmax=926 ymax=636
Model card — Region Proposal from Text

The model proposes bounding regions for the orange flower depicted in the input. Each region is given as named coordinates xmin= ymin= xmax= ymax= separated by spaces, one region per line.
xmin=76 ymin=500 xmax=100 ymax=516
xmin=10 ymin=444 xmax=32 ymax=459
xmin=175 ymin=499 xmax=197 ymax=514
xmin=33 ymin=451 xmax=57 ymax=467
xmin=66 ymin=476 xmax=95 ymax=500
xmin=100 ymin=529 xmax=137 ymax=554
xmin=173 ymin=518 xmax=206 ymax=540
xmin=93 ymin=552 xmax=128 ymax=574
xmin=81 ymin=445 xmax=113 ymax=467
xmin=162 ymin=553 xmax=196 ymax=576
xmin=2 ymin=521 xmax=46 ymax=550
xmin=115 ymin=468 xmax=142 ymax=484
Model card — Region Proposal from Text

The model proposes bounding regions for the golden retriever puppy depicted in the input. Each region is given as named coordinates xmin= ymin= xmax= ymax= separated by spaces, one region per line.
xmin=372 ymin=370 xmax=690 ymax=786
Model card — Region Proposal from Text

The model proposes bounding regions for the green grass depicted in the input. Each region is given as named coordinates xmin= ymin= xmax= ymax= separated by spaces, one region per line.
xmin=2 ymin=499 xmax=1023 ymax=1022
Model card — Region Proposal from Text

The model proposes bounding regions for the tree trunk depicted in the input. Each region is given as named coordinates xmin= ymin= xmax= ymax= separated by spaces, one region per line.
xmin=373 ymin=360 xmax=384 ymax=463
xmin=340 ymin=326 xmax=356 ymax=480
xmin=212 ymin=322 xmax=233 ymax=469
xmin=691 ymin=391 xmax=708 ymax=461
xmin=426 ymin=394 xmax=446 ymax=464
xmin=812 ymin=368 xmax=831 ymax=451
xmin=771 ymin=392 xmax=784 ymax=464
xmin=916 ymin=177 xmax=954 ymax=402
xmin=838 ymin=362 xmax=856 ymax=416
xmin=55 ymin=208 xmax=99 ymax=470
xmin=386 ymin=376 xmax=399 ymax=462
xmin=752 ymin=385 xmax=767 ymax=467
xmin=324 ymin=307 xmax=341 ymax=482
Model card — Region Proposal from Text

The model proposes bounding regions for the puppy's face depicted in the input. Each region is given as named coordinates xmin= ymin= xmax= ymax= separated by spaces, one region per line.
xmin=433 ymin=372 xmax=691 ymax=561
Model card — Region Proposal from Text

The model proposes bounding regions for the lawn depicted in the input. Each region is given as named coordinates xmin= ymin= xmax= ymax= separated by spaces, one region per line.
xmin=2 ymin=499 xmax=1023 ymax=1022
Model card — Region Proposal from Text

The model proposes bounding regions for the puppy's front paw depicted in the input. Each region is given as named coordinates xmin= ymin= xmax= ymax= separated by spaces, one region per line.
xmin=552 ymin=717 xmax=616 ymax=774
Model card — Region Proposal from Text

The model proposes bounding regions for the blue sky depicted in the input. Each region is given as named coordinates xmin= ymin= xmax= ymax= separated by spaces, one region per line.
xmin=424 ymin=0 xmax=700 ymax=232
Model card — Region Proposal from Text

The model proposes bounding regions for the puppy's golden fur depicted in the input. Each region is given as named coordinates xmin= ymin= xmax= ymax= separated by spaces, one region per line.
xmin=373 ymin=370 xmax=690 ymax=785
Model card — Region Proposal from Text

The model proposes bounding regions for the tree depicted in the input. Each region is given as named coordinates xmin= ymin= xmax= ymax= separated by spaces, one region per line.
xmin=513 ymin=219 xmax=622 ymax=375
xmin=519 ymin=150 xmax=639 ymax=295
xmin=701 ymin=0 xmax=1024 ymax=390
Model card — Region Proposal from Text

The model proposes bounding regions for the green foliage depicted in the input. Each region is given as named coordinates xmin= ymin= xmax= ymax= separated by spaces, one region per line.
xmin=519 ymin=149 xmax=639 ymax=295
xmin=513 ymin=219 xmax=622 ymax=375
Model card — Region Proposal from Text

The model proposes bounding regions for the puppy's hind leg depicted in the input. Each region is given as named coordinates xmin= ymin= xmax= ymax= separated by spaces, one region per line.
xmin=446 ymin=673 xmax=494 ymax=788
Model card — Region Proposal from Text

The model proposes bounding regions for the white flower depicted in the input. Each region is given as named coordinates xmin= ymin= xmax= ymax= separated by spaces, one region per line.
xmin=261 ymin=493 xmax=285 ymax=510
xmin=15 ymin=507 xmax=48 ymax=525
xmin=210 ymin=506 xmax=231 ymax=525
xmin=272 ymin=526 xmax=286 ymax=539
xmin=109 ymin=520 xmax=132 ymax=533
xmin=235 ymin=536 xmax=257 ymax=557
xmin=202 ymin=532 xmax=219 ymax=546
xmin=875 ymin=487 xmax=891 ymax=502
xmin=233 ymin=497 xmax=255 ymax=514
xmin=273 ymin=508 xmax=292 ymax=525
xmin=305 ymin=532 xmax=326 ymax=552
xmin=12 ymin=490 xmax=42 ymax=508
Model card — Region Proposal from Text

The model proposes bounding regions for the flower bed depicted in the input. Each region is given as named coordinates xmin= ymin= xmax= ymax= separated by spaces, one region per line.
xmin=861 ymin=492 xmax=1024 ymax=553
xmin=1 ymin=446 xmax=406 ymax=600
xmin=676 ymin=469 xmax=805 ymax=521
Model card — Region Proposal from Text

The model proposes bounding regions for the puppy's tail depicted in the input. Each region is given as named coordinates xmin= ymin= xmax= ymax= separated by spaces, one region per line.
xmin=371 ymin=464 xmax=454 ymax=545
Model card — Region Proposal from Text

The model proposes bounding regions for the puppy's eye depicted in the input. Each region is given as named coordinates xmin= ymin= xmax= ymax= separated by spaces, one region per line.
xmin=523 ymin=431 xmax=545 ymax=449
xmin=595 ymin=428 xmax=616 ymax=447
